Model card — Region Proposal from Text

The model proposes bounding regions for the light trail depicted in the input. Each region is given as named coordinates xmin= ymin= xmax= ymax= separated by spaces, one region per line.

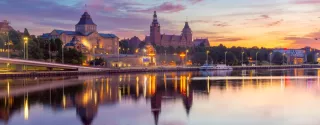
xmin=0 ymin=57 xmax=104 ymax=70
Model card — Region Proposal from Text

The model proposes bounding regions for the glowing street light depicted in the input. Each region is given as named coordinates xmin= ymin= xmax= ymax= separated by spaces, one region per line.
xmin=186 ymin=49 xmax=189 ymax=66
xmin=282 ymin=53 xmax=286 ymax=65
xmin=256 ymin=51 xmax=259 ymax=66
xmin=269 ymin=52 xmax=273 ymax=65
xmin=206 ymin=50 xmax=210 ymax=63
xmin=23 ymin=37 xmax=28 ymax=60
xmin=241 ymin=51 xmax=245 ymax=66
xmin=225 ymin=51 xmax=228 ymax=64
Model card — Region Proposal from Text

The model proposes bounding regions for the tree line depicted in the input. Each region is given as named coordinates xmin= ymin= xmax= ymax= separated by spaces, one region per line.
xmin=0 ymin=28 xmax=86 ymax=65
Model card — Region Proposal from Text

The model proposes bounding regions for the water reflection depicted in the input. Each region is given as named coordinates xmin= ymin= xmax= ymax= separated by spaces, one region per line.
xmin=1 ymin=69 xmax=320 ymax=125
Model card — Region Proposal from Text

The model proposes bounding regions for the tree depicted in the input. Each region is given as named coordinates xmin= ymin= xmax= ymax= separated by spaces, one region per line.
xmin=55 ymin=38 xmax=63 ymax=51
xmin=57 ymin=48 xmax=86 ymax=65
xmin=119 ymin=39 xmax=129 ymax=54
xmin=272 ymin=52 xmax=287 ymax=65
xmin=23 ymin=28 xmax=30 ymax=37
xmin=307 ymin=53 xmax=315 ymax=64
xmin=28 ymin=38 xmax=43 ymax=59
xmin=191 ymin=52 xmax=208 ymax=65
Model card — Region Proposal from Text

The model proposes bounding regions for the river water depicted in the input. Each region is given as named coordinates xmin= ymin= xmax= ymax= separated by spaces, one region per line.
xmin=1 ymin=69 xmax=320 ymax=125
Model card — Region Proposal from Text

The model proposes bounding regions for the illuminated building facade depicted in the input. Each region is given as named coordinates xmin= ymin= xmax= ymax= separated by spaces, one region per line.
xmin=41 ymin=11 xmax=119 ymax=56
xmin=273 ymin=49 xmax=306 ymax=64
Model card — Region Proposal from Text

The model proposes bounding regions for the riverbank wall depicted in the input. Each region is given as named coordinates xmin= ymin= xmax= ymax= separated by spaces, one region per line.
xmin=0 ymin=64 xmax=319 ymax=78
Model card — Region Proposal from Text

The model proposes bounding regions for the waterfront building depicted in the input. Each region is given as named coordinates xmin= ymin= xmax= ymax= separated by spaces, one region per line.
xmin=273 ymin=48 xmax=306 ymax=64
xmin=193 ymin=38 xmax=210 ymax=47
xmin=145 ymin=11 xmax=205 ymax=48
xmin=41 ymin=11 xmax=119 ymax=56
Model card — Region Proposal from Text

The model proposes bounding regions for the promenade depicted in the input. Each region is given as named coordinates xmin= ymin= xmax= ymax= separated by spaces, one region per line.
xmin=0 ymin=64 xmax=319 ymax=78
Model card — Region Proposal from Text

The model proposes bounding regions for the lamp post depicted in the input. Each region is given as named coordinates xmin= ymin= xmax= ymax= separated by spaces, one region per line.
xmin=186 ymin=49 xmax=189 ymax=66
xmin=241 ymin=52 xmax=244 ymax=66
xmin=206 ymin=50 xmax=210 ymax=64
xmin=5 ymin=32 xmax=11 ymax=58
xmin=255 ymin=51 xmax=259 ymax=66
xmin=5 ymin=41 xmax=13 ymax=58
xmin=316 ymin=53 xmax=319 ymax=64
xmin=269 ymin=52 xmax=273 ymax=65
xmin=62 ymin=43 xmax=64 ymax=64
xmin=47 ymin=40 xmax=51 ymax=62
xmin=224 ymin=51 xmax=228 ymax=64
xmin=93 ymin=44 xmax=96 ymax=67
xmin=165 ymin=50 xmax=167 ymax=65
xmin=282 ymin=53 xmax=286 ymax=65
xmin=23 ymin=37 xmax=28 ymax=60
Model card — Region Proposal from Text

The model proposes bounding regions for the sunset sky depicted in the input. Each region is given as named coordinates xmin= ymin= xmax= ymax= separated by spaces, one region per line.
xmin=1 ymin=0 xmax=320 ymax=48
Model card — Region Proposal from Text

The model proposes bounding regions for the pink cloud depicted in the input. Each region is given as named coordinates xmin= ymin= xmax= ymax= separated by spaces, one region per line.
xmin=294 ymin=0 xmax=320 ymax=4
xmin=266 ymin=19 xmax=283 ymax=27
xmin=284 ymin=31 xmax=320 ymax=48
xmin=213 ymin=21 xmax=229 ymax=27
xmin=136 ymin=2 xmax=185 ymax=13
xmin=189 ymin=0 xmax=204 ymax=4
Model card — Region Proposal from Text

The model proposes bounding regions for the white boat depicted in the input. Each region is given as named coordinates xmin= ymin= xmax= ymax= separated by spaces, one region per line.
xmin=200 ymin=62 xmax=233 ymax=70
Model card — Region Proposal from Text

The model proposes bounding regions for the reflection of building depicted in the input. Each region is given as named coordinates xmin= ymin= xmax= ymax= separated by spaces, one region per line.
xmin=41 ymin=11 xmax=119 ymax=58
xmin=273 ymin=49 xmax=306 ymax=64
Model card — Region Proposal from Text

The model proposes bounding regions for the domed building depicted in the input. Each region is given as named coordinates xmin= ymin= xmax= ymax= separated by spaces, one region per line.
xmin=41 ymin=11 xmax=119 ymax=61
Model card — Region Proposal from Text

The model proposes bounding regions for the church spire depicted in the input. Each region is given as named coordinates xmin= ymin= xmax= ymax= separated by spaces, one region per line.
xmin=152 ymin=11 xmax=159 ymax=25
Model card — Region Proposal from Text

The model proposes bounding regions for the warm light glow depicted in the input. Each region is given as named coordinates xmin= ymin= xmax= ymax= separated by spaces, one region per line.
xmin=180 ymin=53 xmax=186 ymax=57
xmin=62 ymin=95 xmax=66 ymax=108
xmin=81 ymin=39 xmax=91 ymax=49
xmin=7 ymin=81 xmax=10 ymax=96
xmin=24 ymin=98 xmax=29 ymax=120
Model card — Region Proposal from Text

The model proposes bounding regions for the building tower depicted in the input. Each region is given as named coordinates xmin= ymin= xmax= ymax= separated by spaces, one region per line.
xmin=75 ymin=11 xmax=97 ymax=35
xmin=150 ymin=11 xmax=161 ymax=45
xmin=181 ymin=22 xmax=192 ymax=46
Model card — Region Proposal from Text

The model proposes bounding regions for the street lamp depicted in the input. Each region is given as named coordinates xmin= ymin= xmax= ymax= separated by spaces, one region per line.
xmin=23 ymin=37 xmax=28 ymax=60
xmin=224 ymin=51 xmax=228 ymax=64
xmin=269 ymin=52 xmax=273 ymax=65
xmin=5 ymin=32 xmax=11 ymax=58
xmin=206 ymin=50 xmax=210 ymax=64
xmin=282 ymin=53 xmax=286 ymax=65
xmin=186 ymin=49 xmax=189 ymax=66
xmin=241 ymin=51 xmax=244 ymax=66
xmin=5 ymin=40 xmax=13 ymax=58
xmin=92 ymin=44 xmax=96 ymax=67
xmin=256 ymin=51 xmax=259 ymax=66
xmin=316 ymin=53 xmax=320 ymax=64
xmin=62 ymin=45 xmax=64 ymax=64
xmin=164 ymin=50 xmax=167 ymax=64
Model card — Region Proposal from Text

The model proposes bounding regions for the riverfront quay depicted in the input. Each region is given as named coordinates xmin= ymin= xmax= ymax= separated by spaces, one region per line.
xmin=1 ymin=64 xmax=320 ymax=78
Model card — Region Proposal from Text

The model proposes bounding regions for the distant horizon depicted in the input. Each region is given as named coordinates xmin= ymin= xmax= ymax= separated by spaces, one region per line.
xmin=1 ymin=0 xmax=320 ymax=49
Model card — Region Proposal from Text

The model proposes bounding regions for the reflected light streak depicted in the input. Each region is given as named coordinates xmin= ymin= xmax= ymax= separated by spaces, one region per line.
xmin=207 ymin=76 xmax=210 ymax=93
xmin=144 ymin=76 xmax=147 ymax=97
xmin=118 ymin=88 xmax=122 ymax=102
xmin=24 ymin=98 xmax=29 ymax=120
xmin=62 ymin=95 xmax=66 ymax=109
xmin=94 ymin=92 xmax=98 ymax=105
xmin=7 ymin=80 xmax=10 ymax=96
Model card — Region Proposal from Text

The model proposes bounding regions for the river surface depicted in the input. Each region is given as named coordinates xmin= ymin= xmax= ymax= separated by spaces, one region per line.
xmin=1 ymin=69 xmax=320 ymax=125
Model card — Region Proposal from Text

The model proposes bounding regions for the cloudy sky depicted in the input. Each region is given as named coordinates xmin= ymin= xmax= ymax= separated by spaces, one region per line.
xmin=1 ymin=0 xmax=320 ymax=48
